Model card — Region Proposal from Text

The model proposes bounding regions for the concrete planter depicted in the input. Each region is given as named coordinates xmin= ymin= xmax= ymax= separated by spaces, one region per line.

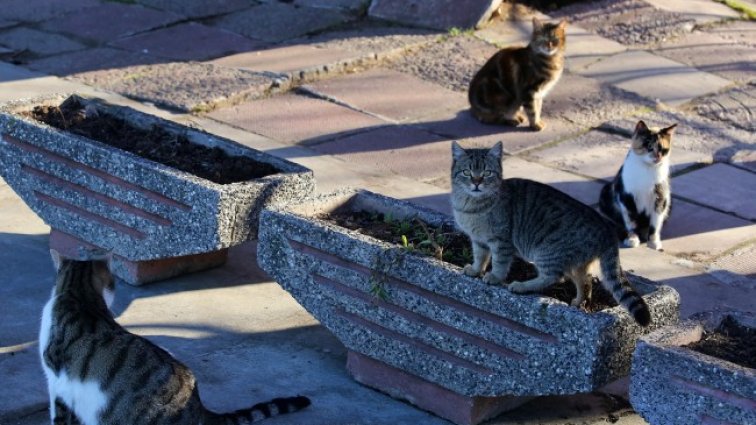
xmin=630 ymin=312 xmax=756 ymax=425
xmin=257 ymin=189 xmax=680 ymax=425
xmin=0 ymin=94 xmax=314 ymax=284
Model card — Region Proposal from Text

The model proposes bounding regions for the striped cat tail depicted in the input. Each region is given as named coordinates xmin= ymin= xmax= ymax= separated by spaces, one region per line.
xmin=211 ymin=395 xmax=311 ymax=424
xmin=598 ymin=248 xmax=652 ymax=326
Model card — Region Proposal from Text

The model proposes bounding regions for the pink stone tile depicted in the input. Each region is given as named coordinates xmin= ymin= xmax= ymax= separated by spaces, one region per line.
xmin=311 ymin=125 xmax=448 ymax=182
xmin=27 ymin=47 xmax=161 ymax=76
xmin=137 ymin=0 xmax=252 ymax=19
xmin=304 ymin=68 xmax=467 ymax=123
xmin=369 ymin=0 xmax=500 ymax=30
xmin=111 ymin=22 xmax=267 ymax=61
xmin=212 ymin=44 xmax=360 ymax=75
xmin=672 ymin=163 xmax=756 ymax=221
xmin=0 ymin=0 xmax=99 ymax=23
xmin=39 ymin=3 xmax=183 ymax=44
xmin=661 ymin=199 xmax=756 ymax=261
xmin=207 ymin=93 xmax=388 ymax=145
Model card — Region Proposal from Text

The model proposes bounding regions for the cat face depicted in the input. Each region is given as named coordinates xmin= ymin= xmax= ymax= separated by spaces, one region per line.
xmin=451 ymin=141 xmax=503 ymax=197
xmin=532 ymin=18 xmax=567 ymax=56
xmin=631 ymin=120 xmax=677 ymax=166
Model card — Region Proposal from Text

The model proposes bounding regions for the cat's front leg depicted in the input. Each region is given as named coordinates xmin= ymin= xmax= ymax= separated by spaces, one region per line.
xmin=647 ymin=214 xmax=665 ymax=251
xmin=482 ymin=240 xmax=514 ymax=285
xmin=52 ymin=397 xmax=81 ymax=425
xmin=524 ymin=96 xmax=545 ymax=131
xmin=463 ymin=240 xmax=490 ymax=277
xmin=617 ymin=198 xmax=640 ymax=248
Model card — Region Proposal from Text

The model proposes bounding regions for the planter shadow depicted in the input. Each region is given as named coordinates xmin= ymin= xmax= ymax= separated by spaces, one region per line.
xmin=0 ymin=94 xmax=314 ymax=284
xmin=257 ymin=189 xmax=680 ymax=425
xmin=630 ymin=311 xmax=756 ymax=425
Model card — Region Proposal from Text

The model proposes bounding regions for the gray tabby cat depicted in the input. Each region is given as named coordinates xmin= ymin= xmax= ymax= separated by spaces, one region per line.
xmin=40 ymin=258 xmax=310 ymax=425
xmin=450 ymin=141 xmax=651 ymax=326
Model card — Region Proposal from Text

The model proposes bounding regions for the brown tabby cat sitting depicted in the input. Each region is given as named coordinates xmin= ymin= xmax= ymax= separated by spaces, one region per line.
xmin=468 ymin=17 xmax=567 ymax=131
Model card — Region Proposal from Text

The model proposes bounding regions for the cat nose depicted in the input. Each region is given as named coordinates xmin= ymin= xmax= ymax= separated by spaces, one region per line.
xmin=471 ymin=176 xmax=483 ymax=185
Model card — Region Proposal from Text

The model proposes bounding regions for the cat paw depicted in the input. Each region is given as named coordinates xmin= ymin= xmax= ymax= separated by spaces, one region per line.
xmin=647 ymin=239 xmax=663 ymax=251
xmin=623 ymin=234 xmax=640 ymax=248
xmin=507 ymin=281 xmax=526 ymax=293
xmin=530 ymin=120 xmax=546 ymax=131
xmin=502 ymin=118 xmax=521 ymax=127
xmin=482 ymin=272 xmax=504 ymax=285
xmin=463 ymin=264 xmax=480 ymax=277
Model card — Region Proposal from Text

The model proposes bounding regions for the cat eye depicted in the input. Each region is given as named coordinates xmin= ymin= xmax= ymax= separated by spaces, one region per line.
xmin=462 ymin=170 xmax=472 ymax=176
xmin=482 ymin=171 xmax=493 ymax=177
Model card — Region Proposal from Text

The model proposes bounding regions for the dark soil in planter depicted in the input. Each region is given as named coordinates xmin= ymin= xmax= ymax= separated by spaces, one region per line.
xmin=323 ymin=210 xmax=617 ymax=312
xmin=24 ymin=97 xmax=279 ymax=184
xmin=687 ymin=316 xmax=756 ymax=370
xmin=507 ymin=0 xmax=592 ymax=12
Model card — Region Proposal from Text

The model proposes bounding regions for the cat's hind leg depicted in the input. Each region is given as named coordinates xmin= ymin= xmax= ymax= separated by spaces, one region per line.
xmin=565 ymin=261 xmax=595 ymax=307
xmin=508 ymin=260 xmax=562 ymax=294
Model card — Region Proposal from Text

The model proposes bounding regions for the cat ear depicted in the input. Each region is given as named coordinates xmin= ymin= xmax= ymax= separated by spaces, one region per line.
xmin=660 ymin=123 xmax=678 ymax=137
xmin=557 ymin=19 xmax=568 ymax=30
xmin=451 ymin=141 xmax=466 ymax=161
xmin=634 ymin=120 xmax=650 ymax=136
xmin=532 ymin=17 xmax=543 ymax=32
xmin=488 ymin=141 xmax=503 ymax=161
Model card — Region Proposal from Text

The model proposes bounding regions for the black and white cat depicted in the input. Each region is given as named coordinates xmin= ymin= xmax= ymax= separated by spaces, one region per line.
xmin=599 ymin=121 xmax=677 ymax=251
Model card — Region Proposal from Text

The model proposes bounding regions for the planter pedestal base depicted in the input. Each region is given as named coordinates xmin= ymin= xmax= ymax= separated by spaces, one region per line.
xmin=346 ymin=351 xmax=533 ymax=425
xmin=49 ymin=230 xmax=228 ymax=285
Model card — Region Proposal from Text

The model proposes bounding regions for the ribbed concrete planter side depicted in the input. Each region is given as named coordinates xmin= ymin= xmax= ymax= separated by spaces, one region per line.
xmin=258 ymin=190 xmax=680 ymax=399
xmin=630 ymin=312 xmax=756 ymax=425
xmin=0 ymin=94 xmax=313 ymax=278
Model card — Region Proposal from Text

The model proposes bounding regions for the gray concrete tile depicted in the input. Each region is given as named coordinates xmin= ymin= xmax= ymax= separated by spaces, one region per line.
xmin=26 ymin=47 xmax=161 ymax=76
xmin=576 ymin=50 xmax=733 ymax=106
xmin=643 ymin=0 xmax=741 ymax=23
xmin=303 ymin=68 xmax=468 ymax=123
xmin=207 ymin=92 xmax=388 ymax=145
xmin=39 ymin=3 xmax=184 ymax=44
xmin=211 ymin=2 xmax=354 ymax=43
xmin=0 ymin=61 xmax=102 ymax=103
xmin=692 ymin=84 xmax=755 ymax=133
xmin=0 ymin=27 xmax=85 ymax=57
xmin=136 ymin=0 xmax=253 ymax=19
xmin=0 ymin=0 xmax=99 ymax=23
xmin=111 ymin=22 xmax=268 ymax=61
xmin=293 ymin=0 xmax=371 ymax=12
xmin=304 ymin=23 xmax=441 ymax=58
xmin=661 ymin=199 xmax=756 ymax=262
xmin=707 ymin=242 xmax=756 ymax=287
xmin=387 ymin=34 xmax=499 ymax=92
xmin=369 ymin=0 xmax=501 ymax=30
xmin=673 ymin=163 xmax=756 ymax=221
xmin=70 ymin=62 xmax=277 ymax=112
xmin=526 ymin=128 xmax=712 ymax=181
xmin=653 ymin=30 xmax=756 ymax=83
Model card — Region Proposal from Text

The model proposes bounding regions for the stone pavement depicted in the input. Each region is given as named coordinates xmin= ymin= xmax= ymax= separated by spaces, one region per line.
xmin=0 ymin=0 xmax=754 ymax=424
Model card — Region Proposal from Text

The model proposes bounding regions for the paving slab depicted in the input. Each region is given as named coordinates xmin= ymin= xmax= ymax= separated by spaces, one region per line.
xmin=619 ymin=246 xmax=755 ymax=318
xmin=304 ymin=23 xmax=441 ymax=61
xmin=474 ymin=16 xmax=532 ymax=46
xmin=207 ymin=92 xmax=388 ymax=145
xmin=551 ymin=0 xmax=695 ymax=47
xmin=136 ymin=0 xmax=253 ymax=19
xmin=653 ymin=30 xmax=756 ymax=83
xmin=420 ymin=108 xmax=584 ymax=154
xmin=303 ymin=68 xmax=468 ymax=123
xmin=25 ymin=46 xmax=161 ymax=77
xmin=0 ymin=20 xmax=17 ymax=30
xmin=0 ymin=62 xmax=104 ymax=103
xmin=310 ymin=125 xmax=448 ymax=182
xmin=706 ymin=19 xmax=756 ymax=46
xmin=0 ymin=0 xmax=99 ymax=23
xmin=293 ymin=0 xmax=370 ymax=12
xmin=369 ymin=0 xmax=502 ymax=30
xmin=70 ymin=62 xmax=279 ymax=112
xmin=387 ymin=34 xmax=499 ymax=92
xmin=526 ymin=127 xmax=712 ymax=181
xmin=111 ymin=22 xmax=268 ymax=62
xmin=577 ymin=50 xmax=733 ymax=106
xmin=707 ymin=242 xmax=756 ymax=286
xmin=692 ymin=84 xmax=755 ymax=132
xmin=672 ymin=163 xmax=756 ymax=221
xmin=0 ymin=27 xmax=85 ymax=58
xmin=643 ymin=0 xmax=742 ymax=23
xmin=211 ymin=2 xmax=354 ymax=43
xmin=211 ymin=44 xmax=363 ymax=83
xmin=38 ymin=2 xmax=184 ymax=45
xmin=660 ymin=199 xmax=756 ymax=262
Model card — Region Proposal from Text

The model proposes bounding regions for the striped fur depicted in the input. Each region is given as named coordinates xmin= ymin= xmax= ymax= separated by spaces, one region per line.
xmin=39 ymin=259 xmax=311 ymax=425
xmin=451 ymin=142 xmax=651 ymax=326
xmin=599 ymin=121 xmax=676 ymax=251
xmin=468 ymin=17 xmax=566 ymax=131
